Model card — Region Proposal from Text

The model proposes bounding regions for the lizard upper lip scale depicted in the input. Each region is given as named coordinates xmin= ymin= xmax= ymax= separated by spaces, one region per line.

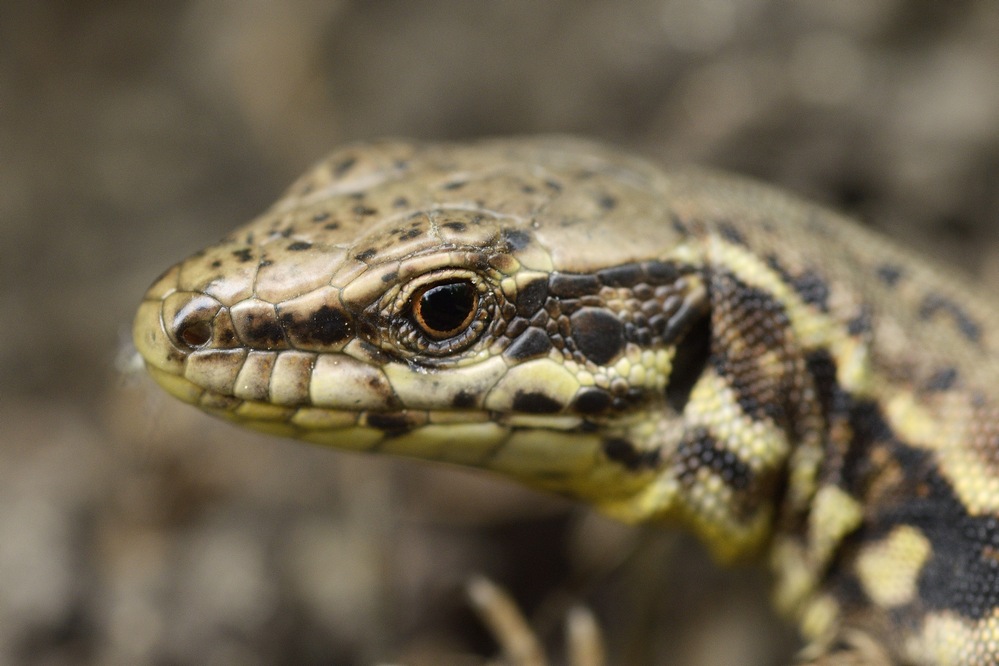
xmin=133 ymin=137 xmax=999 ymax=665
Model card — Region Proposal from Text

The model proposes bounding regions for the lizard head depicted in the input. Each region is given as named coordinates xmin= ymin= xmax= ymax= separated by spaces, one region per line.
xmin=133 ymin=138 xmax=710 ymax=518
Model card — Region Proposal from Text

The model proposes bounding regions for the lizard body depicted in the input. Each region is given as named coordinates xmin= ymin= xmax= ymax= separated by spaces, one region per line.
xmin=133 ymin=138 xmax=999 ymax=664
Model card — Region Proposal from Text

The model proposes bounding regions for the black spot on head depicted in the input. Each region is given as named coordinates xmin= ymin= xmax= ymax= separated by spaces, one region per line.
xmin=399 ymin=228 xmax=421 ymax=240
xmin=442 ymin=221 xmax=467 ymax=232
xmin=717 ymin=221 xmax=747 ymax=246
xmin=846 ymin=309 xmax=872 ymax=336
xmin=354 ymin=205 xmax=377 ymax=217
xmin=442 ymin=180 xmax=467 ymax=190
xmin=260 ymin=259 xmax=273 ymax=267
xmin=597 ymin=194 xmax=617 ymax=211
xmin=393 ymin=196 xmax=410 ymax=209
xmin=501 ymin=229 xmax=531 ymax=252
xmin=665 ymin=311 xmax=711 ymax=414
xmin=333 ymin=156 xmax=357 ymax=176
xmin=515 ymin=277 xmax=549 ymax=317
xmin=280 ymin=227 xmax=294 ymax=238
xmin=570 ymin=307 xmax=625 ymax=366
xmin=312 ymin=211 xmax=330 ymax=222
xmin=791 ymin=270 xmax=831 ymax=312
xmin=355 ymin=248 xmax=377 ymax=262
xmin=287 ymin=241 xmax=312 ymax=251
xmin=520 ymin=184 xmax=536 ymax=194
xmin=919 ymin=293 xmax=982 ymax=343
xmin=549 ymin=273 xmax=600 ymax=298
xmin=572 ymin=388 xmax=613 ymax=415
xmin=545 ymin=179 xmax=563 ymax=192
xmin=876 ymin=264 xmax=904 ymax=286
xmin=503 ymin=328 xmax=553 ymax=361
xmin=210 ymin=260 xmax=222 ymax=268
xmin=232 ymin=248 xmax=254 ymax=263
xmin=324 ymin=222 xmax=340 ymax=231
xmin=511 ymin=391 xmax=563 ymax=414
xmin=925 ymin=367 xmax=959 ymax=392
xmin=306 ymin=305 xmax=352 ymax=345
xmin=602 ymin=438 xmax=660 ymax=471
xmin=381 ymin=271 xmax=398 ymax=283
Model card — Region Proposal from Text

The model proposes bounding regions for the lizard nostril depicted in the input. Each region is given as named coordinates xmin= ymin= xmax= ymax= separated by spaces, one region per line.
xmin=176 ymin=318 xmax=213 ymax=348
xmin=164 ymin=292 xmax=223 ymax=350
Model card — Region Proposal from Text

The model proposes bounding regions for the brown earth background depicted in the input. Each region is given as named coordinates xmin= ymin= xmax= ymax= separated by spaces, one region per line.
xmin=3 ymin=2 xmax=999 ymax=664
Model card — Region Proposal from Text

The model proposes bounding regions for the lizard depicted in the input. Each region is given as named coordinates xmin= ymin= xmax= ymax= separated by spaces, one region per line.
xmin=132 ymin=137 xmax=999 ymax=665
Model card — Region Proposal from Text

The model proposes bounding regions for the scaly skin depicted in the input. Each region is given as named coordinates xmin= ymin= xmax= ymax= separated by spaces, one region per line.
xmin=133 ymin=138 xmax=999 ymax=665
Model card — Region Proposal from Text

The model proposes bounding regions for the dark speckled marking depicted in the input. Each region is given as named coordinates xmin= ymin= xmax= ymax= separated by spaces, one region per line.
xmin=442 ymin=180 xmax=467 ymax=190
xmin=919 ymin=293 xmax=982 ymax=343
xmin=570 ymin=307 xmax=625 ymax=365
xmin=501 ymin=229 xmax=531 ymax=252
xmin=381 ymin=271 xmax=398 ymax=283
xmin=452 ymin=390 xmax=476 ymax=409
xmin=399 ymin=228 xmax=421 ymax=240
xmin=572 ymin=388 xmax=613 ymax=415
xmin=232 ymin=248 xmax=254 ymax=263
xmin=355 ymin=248 xmax=377 ymax=262
xmin=717 ymin=221 xmax=747 ymax=246
xmin=598 ymin=194 xmax=617 ymax=210
xmin=287 ymin=241 xmax=312 ymax=251
xmin=443 ymin=221 xmax=467 ymax=232
xmin=210 ymin=260 xmax=222 ymax=268
xmin=846 ymin=309 xmax=872 ymax=336
xmin=392 ymin=196 xmax=409 ymax=209
xmin=597 ymin=264 xmax=644 ymax=288
xmin=876 ymin=263 xmax=904 ymax=287
xmin=324 ymin=222 xmax=340 ymax=231
xmin=366 ymin=412 xmax=411 ymax=433
xmin=354 ymin=205 xmax=377 ymax=216
xmin=549 ymin=273 xmax=600 ymax=298
xmin=312 ymin=211 xmax=330 ymax=222
xmin=791 ymin=270 xmax=831 ymax=312
xmin=503 ymin=328 xmax=553 ymax=361
xmin=333 ymin=156 xmax=356 ymax=176
xmin=925 ymin=367 xmax=959 ymax=392
xmin=512 ymin=391 xmax=563 ymax=414
xmin=602 ymin=438 xmax=660 ymax=471
xmin=515 ymin=277 xmax=548 ymax=316
xmin=281 ymin=305 xmax=352 ymax=347
xmin=245 ymin=315 xmax=285 ymax=348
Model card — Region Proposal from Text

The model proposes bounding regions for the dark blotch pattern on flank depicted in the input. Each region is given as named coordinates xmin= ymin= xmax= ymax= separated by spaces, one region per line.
xmin=675 ymin=428 xmax=752 ymax=491
xmin=602 ymin=438 xmax=660 ymax=471
xmin=511 ymin=390 xmax=563 ymax=414
xmin=570 ymin=307 xmax=625 ymax=366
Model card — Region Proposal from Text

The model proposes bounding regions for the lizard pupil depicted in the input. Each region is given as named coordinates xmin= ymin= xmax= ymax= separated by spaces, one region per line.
xmin=413 ymin=280 xmax=478 ymax=339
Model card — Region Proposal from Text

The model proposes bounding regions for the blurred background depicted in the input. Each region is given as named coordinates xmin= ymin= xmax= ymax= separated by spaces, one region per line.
xmin=3 ymin=1 xmax=999 ymax=664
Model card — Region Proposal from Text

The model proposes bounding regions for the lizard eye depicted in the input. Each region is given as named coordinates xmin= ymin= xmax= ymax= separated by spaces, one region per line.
xmin=411 ymin=279 xmax=479 ymax=339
